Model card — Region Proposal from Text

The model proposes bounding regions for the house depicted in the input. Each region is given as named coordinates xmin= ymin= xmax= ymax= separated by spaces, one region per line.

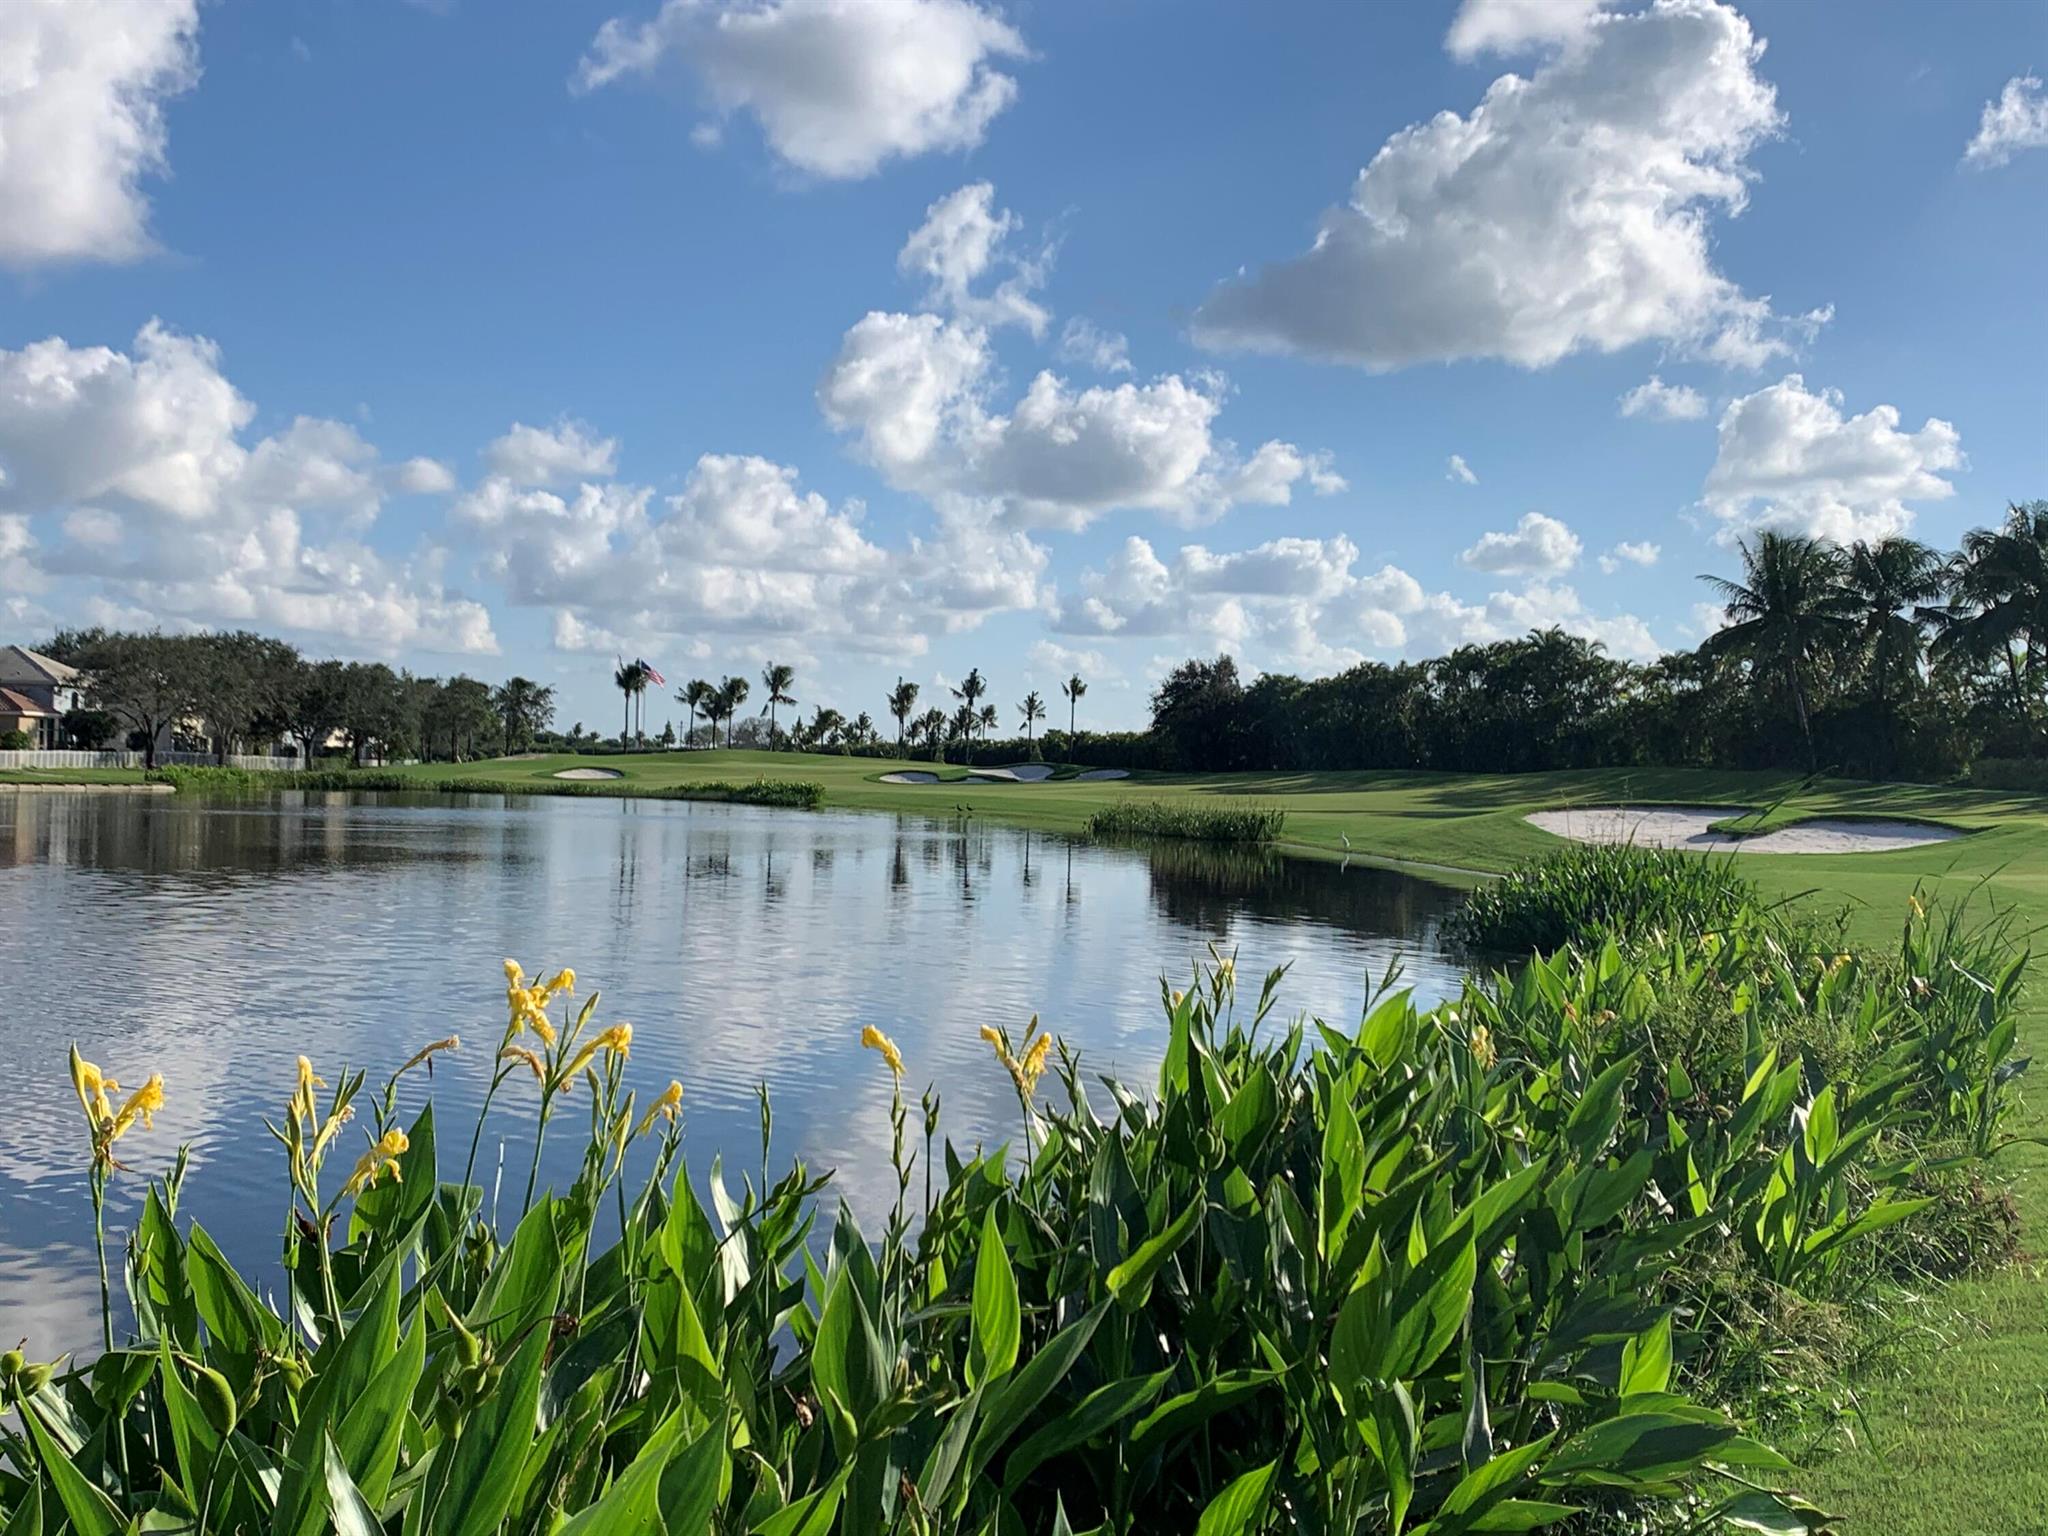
xmin=0 ymin=646 xmax=81 ymax=748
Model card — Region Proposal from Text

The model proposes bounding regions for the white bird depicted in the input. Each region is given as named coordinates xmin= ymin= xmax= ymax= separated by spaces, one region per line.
xmin=1340 ymin=832 xmax=1351 ymax=849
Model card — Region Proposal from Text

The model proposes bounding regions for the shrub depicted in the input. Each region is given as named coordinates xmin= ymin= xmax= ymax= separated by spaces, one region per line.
xmin=1446 ymin=841 xmax=1761 ymax=954
xmin=0 ymin=729 xmax=33 ymax=750
xmin=1967 ymin=755 xmax=2048 ymax=791
xmin=8 ymin=901 xmax=2026 ymax=1534
xmin=149 ymin=766 xmax=827 ymax=809
xmin=1087 ymin=797 xmax=1284 ymax=843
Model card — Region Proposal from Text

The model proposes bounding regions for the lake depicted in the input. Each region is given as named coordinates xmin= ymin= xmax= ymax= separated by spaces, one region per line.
xmin=0 ymin=789 xmax=1470 ymax=1356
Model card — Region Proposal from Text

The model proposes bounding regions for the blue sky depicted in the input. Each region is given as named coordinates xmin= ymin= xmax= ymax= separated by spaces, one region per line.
xmin=2 ymin=0 xmax=2044 ymax=733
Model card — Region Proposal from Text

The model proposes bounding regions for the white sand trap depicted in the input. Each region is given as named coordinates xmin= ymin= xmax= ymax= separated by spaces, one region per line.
xmin=1074 ymin=768 xmax=1130 ymax=781
xmin=879 ymin=770 xmax=939 ymax=784
xmin=1528 ymin=804 xmax=1962 ymax=854
xmin=968 ymin=763 xmax=1057 ymax=783
xmin=553 ymin=766 xmax=624 ymax=781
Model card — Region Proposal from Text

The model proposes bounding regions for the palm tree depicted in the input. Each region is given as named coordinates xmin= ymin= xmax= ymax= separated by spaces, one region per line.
xmin=951 ymin=668 xmax=987 ymax=742
xmin=1843 ymin=538 xmax=1944 ymax=741
xmin=717 ymin=675 xmax=750 ymax=748
xmin=612 ymin=660 xmax=644 ymax=748
xmin=678 ymin=679 xmax=714 ymax=747
xmin=1018 ymin=689 xmax=1046 ymax=745
xmin=918 ymin=706 xmax=949 ymax=763
xmin=762 ymin=662 xmax=796 ymax=747
xmin=492 ymin=676 xmax=556 ymax=755
xmin=978 ymin=703 xmax=998 ymax=744
xmin=809 ymin=705 xmax=846 ymax=751
xmin=1061 ymin=672 xmax=1087 ymax=737
xmin=1932 ymin=502 xmax=2048 ymax=746
xmin=887 ymin=678 xmax=920 ymax=756
xmin=850 ymin=711 xmax=875 ymax=748
xmin=1700 ymin=531 xmax=1856 ymax=768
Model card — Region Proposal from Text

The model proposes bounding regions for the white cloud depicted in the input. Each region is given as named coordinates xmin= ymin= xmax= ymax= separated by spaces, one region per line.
xmin=1619 ymin=375 xmax=1707 ymax=421
xmin=1027 ymin=638 xmax=1111 ymax=680
xmin=482 ymin=419 xmax=619 ymax=486
xmin=1056 ymin=318 xmax=1132 ymax=375
xmin=1193 ymin=0 xmax=1818 ymax=371
xmin=1964 ymin=75 xmax=2048 ymax=169
xmin=0 ymin=514 xmax=33 ymax=560
xmin=821 ymin=313 xmax=1337 ymax=530
xmin=0 ymin=0 xmax=200 ymax=268
xmin=574 ymin=0 xmax=1028 ymax=179
xmin=1598 ymin=540 xmax=1661 ymax=573
xmin=1459 ymin=511 xmax=1582 ymax=575
xmin=0 ymin=323 xmax=497 ymax=654
xmin=1445 ymin=0 xmax=1611 ymax=58
xmin=898 ymin=182 xmax=1048 ymax=336
xmin=1413 ymin=581 xmax=1660 ymax=659
xmin=1703 ymin=374 xmax=1964 ymax=542
xmin=1446 ymin=453 xmax=1478 ymax=484
xmin=390 ymin=456 xmax=458 ymax=495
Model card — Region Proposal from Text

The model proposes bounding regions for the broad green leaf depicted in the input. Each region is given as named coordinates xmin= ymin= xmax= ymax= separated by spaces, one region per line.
xmin=1003 ymin=1369 xmax=1173 ymax=1490
xmin=1106 ymin=1196 xmax=1202 ymax=1309
xmin=1540 ymin=1412 xmax=1737 ymax=1485
xmin=1319 ymin=1087 xmax=1365 ymax=1257
xmin=1618 ymin=1314 xmax=1672 ymax=1398
xmin=968 ymin=1205 xmax=1020 ymax=1386
xmin=751 ymin=1469 xmax=849 ymax=1536
xmin=556 ymin=1408 xmax=690 ymax=1535
xmin=322 ymin=1432 xmax=386 ymax=1536
xmin=1194 ymin=1460 xmax=1274 ymax=1536
xmin=21 ymin=1401 xmax=124 ymax=1536
xmin=425 ymin=1322 xmax=548 ymax=1536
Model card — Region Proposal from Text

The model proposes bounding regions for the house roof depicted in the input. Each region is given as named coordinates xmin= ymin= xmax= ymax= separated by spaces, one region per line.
xmin=0 ymin=686 xmax=55 ymax=718
xmin=0 ymin=645 xmax=78 ymax=687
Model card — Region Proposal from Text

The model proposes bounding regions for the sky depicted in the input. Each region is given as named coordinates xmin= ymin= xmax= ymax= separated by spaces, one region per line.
xmin=2 ymin=0 xmax=2044 ymax=735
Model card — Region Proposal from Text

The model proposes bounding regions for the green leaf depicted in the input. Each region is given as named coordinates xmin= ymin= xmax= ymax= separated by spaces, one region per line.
xmin=1106 ymin=1195 xmax=1203 ymax=1309
xmin=971 ymin=1303 xmax=1108 ymax=1475
xmin=1131 ymin=1370 xmax=1276 ymax=1454
xmin=809 ymin=1265 xmax=886 ymax=1453
xmin=1194 ymin=1460 xmax=1275 ymax=1536
xmin=1540 ymin=1412 xmax=1737 ymax=1485
xmin=1 ymin=1479 xmax=39 ymax=1536
xmin=21 ymin=1400 xmax=124 ymax=1536
xmin=1464 ymin=1498 xmax=1581 ymax=1531
xmin=556 ymin=1408 xmax=691 ymax=1535
xmin=470 ymin=1196 xmax=562 ymax=1347
xmin=751 ymin=1469 xmax=849 ymax=1536
xmin=425 ymin=1322 xmax=548 ymax=1536
xmin=322 ymin=1432 xmax=387 ymax=1536
xmin=1436 ymin=1433 xmax=1557 ymax=1523
xmin=157 ymin=1340 xmax=223 ymax=1508
xmin=657 ymin=1418 xmax=727 ymax=1536
xmin=1381 ymin=1228 xmax=1476 ymax=1381
xmin=1003 ymin=1369 xmax=1173 ymax=1490
xmin=1618 ymin=1314 xmax=1672 ymax=1398
xmin=968 ymin=1205 xmax=1021 ymax=1387
xmin=1319 ymin=1086 xmax=1365 ymax=1257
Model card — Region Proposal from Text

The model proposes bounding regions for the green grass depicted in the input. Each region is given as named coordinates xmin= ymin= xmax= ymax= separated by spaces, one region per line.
xmin=1084 ymin=797 xmax=1285 ymax=842
xmin=11 ymin=746 xmax=2048 ymax=1530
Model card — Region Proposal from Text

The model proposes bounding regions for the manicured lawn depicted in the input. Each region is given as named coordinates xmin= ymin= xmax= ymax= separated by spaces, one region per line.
xmin=12 ymin=746 xmax=2048 ymax=1528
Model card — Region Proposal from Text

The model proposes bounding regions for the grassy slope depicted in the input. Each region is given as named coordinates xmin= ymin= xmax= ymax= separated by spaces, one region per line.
xmin=11 ymin=748 xmax=2046 ymax=1527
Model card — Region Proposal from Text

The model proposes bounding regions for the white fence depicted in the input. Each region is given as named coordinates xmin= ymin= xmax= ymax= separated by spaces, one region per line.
xmin=0 ymin=749 xmax=302 ymax=772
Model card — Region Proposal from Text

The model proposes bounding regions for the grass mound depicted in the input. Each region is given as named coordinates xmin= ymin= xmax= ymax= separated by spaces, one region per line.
xmin=1086 ymin=797 xmax=1284 ymax=843
xmin=1446 ymin=841 xmax=1760 ymax=953
xmin=148 ymin=764 xmax=824 ymax=809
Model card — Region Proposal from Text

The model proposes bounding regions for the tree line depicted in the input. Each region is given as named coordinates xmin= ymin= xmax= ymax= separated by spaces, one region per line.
xmin=37 ymin=629 xmax=557 ymax=769
xmin=1147 ymin=502 xmax=2048 ymax=780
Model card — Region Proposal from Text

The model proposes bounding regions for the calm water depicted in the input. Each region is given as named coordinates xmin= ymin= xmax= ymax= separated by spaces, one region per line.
xmin=0 ymin=790 xmax=1468 ymax=1355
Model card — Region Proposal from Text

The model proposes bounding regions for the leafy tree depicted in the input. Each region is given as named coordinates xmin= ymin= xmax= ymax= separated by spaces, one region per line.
xmin=917 ymin=706 xmax=949 ymax=763
xmin=658 ymin=719 xmax=677 ymax=749
xmin=70 ymin=631 xmax=200 ymax=770
xmin=1150 ymin=655 xmax=1247 ymax=770
xmin=1933 ymin=501 xmax=2048 ymax=749
xmin=338 ymin=662 xmax=408 ymax=765
xmin=888 ymin=677 xmax=920 ymax=755
xmin=1700 ymin=532 xmax=1856 ymax=769
xmin=426 ymin=676 xmax=497 ymax=761
xmin=761 ymin=662 xmax=796 ymax=746
xmin=492 ymin=676 xmax=556 ymax=755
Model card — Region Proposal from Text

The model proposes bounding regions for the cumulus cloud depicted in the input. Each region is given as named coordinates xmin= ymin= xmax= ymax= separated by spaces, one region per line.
xmin=1446 ymin=454 xmax=1478 ymax=484
xmin=1598 ymin=540 xmax=1661 ymax=573
xmin=1193 ymin=0 xmax=1820 ymax=372
xmin=0 ymin=324 xmax=497 ymax=652
xmin=1459 ymin=511 xmax=1582 ymax=575
xmin=482 ymin=419 xmax=620 ymax=486
xmin=1964 ymin=75 xmax=2048 ymax=169
xmin=1703 ymin=374 xmax=1964 ymax=542
xmin=1057 ymin=530 xmax=1654 ymax=669
xmin=1619 ymin=375 xmax=1707 ymax=421
xmin=1445 ymin=0 xmax=1611 ymax=58
xmin=898 ymin=182 xmax=1048 ymax=336
xmin=573 ymin=0 xmax=1029 ymax=179
xmin=0 ymin=0 xmax=200 ymax=268
xmin=390 ymin=457 xmax=458 ymax=495
xmin=1056 ymin=318 xmax=1132 ymax=375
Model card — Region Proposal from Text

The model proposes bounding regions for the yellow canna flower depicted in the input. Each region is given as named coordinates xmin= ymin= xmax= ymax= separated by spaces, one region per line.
xmin=1217 ymin=957 xmax=1235 ymax=984
xmin=560 ymin=1023 xmax=633 ymax=1083
xmin=635 ymin=1079 xmax=684 ymax=1137
xmin=1171 ymin=989 xmax=1185 ymax=1010
xmin=978 ymin=1024 xmax=1004 ymax=1050
xmin=111 ymin=1074 xmax=165 ymax=1137
xmin=542 ymin=968 xmax=576 ymax=998
xmin=71 ymin=1048 xmax=118 ymax=1127
xmin=503 ymin=958 xmax=524 ymax=985
xmin=860 ymin=1025 xmax=905 ymax=1080
xmin=1016 ymin=1032 xmax=1053 ymax=1096
xmin=1909 ymin=896 xmax=1925 ymax=919
xmin=499 ymin=1044 xmax=547 ymax=1083
xmin=1469 ymin=1025 xmax=1498 ymax=1071
xmin=342 ymin=1128 xmax=409 ymax=1197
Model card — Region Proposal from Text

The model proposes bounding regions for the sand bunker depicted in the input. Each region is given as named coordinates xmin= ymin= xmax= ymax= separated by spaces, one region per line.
xmin=967 ymin=764 xmax=1056 ymax=782
xmin=1527 ymin=805 xmax=1962 ymax=855
xmin=553 ymin=766 xmax=624 ymax=781
xmin=1074 ymin=768 xmax=1130 ymax=781
xmin=879 ymin=770 xmax=939 ymax=784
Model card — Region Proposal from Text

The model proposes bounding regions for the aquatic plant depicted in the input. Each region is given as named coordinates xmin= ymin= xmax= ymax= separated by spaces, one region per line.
xmin=1445 ymin=841 xmax=1764 ymax=954
xmin=3 ymin=905 xmax=2030 ymax=1532
xmin=1086 ymin=798 xmax=1286 ymax=843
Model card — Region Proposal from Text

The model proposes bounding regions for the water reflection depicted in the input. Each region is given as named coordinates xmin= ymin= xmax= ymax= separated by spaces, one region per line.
xmin=0 ymin=790 xmax=1468 ymax=1355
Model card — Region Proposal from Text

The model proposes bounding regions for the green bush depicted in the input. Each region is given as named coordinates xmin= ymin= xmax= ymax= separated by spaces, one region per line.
xmin=1445 ymin=841 xmax=1762 ymax=954
xmin=1967 ymin=756 xmax=2048 ymax=791
xmin=1087 ymin=797 xmax=1285 ymax=843
xmin=5 ymin=898 xmax=2028 ymax=1534
xmin=0 ymin=728 xmax=34 ymax=750
xmin=149 ymin=765 xmax=826 ymax=809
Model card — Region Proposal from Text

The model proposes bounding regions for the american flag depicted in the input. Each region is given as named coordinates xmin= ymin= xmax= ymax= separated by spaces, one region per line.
xmin=639 ymin=658 xmax=666 ymax=687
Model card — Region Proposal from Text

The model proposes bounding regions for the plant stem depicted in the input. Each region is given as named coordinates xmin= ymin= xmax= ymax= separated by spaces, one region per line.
xmin=91 ymin=1167 xmax=113 ymax=1354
